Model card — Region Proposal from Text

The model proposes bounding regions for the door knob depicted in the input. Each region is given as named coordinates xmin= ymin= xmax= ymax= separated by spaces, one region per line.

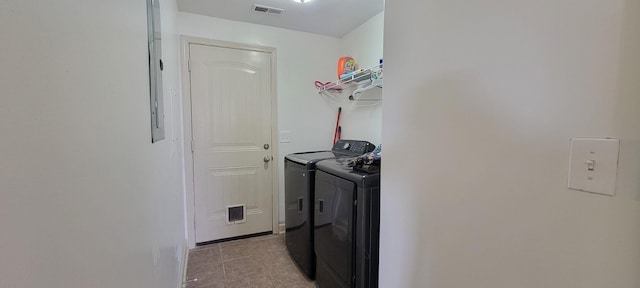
xmin=264 ymin=155 xmax=271 ymax=163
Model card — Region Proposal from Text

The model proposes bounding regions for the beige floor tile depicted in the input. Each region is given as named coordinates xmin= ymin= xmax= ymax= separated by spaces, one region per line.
xmin=224 ymin=276 xmax=251 ymax=288
xmin=189 ymin=244 xmax=222 ymax=265
xmin=187 ymin=234 xmax=315 ymax=288
xmin=222 ymin=258 xmax=246 ymax=280
xmin=197 ymin=282 xmax=226 ymax=288
xmin=186 ymin=261 xmax=225 ymax=287
xmin=220 ymin=241 xmax=261 ymax=261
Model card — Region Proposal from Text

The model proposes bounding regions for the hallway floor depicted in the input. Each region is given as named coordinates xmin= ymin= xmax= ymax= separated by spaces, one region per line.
xmin=186 ymin=233 xmax=316 ymax=288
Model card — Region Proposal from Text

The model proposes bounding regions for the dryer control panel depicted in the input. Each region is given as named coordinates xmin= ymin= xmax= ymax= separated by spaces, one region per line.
xmin=332 ymin=140 xmax=375 ymax=156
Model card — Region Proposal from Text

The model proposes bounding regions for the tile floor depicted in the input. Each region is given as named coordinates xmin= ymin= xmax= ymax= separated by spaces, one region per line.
xmin=185 ymin=233 xmax=316 ymax=288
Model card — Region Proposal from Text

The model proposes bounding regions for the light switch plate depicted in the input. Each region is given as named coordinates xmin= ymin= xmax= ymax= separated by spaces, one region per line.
xmin=279 ymin=131 xmax=291 ymax=143
xmin=568 ymin=138 xmax=620 ymax=196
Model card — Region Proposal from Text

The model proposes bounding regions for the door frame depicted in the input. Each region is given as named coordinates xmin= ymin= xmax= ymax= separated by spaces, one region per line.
xmin=181 ymin=36 xmax=279 ymax=248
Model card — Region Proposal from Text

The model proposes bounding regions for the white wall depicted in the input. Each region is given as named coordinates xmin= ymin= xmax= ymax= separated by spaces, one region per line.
xmin=380 ymin=1 xmax=640 ymax=288
xmin=177 ymin=12 xmax=342 ymax=228
xmin=338 ymin=12 xmax=384 ymax=145
xmin=0 ymin=0 xmax=186 ymax=287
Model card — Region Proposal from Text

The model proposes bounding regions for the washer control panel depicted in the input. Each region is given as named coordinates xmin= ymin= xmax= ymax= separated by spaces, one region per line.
xmin=332 ymin=140 xmax=375 ymax=156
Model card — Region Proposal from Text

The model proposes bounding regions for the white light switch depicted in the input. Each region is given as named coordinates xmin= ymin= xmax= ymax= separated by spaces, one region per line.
xmin=279 ymin=131 xmax=291 ymax=143
xmin=568 ymin=138 xmax=620 ymax=196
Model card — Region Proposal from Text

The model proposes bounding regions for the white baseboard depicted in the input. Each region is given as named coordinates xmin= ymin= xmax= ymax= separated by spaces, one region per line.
xmin=178 ymin=241 xmax=188 ymax=288
xmin=279 ymin=223 xmax=285 ymax=234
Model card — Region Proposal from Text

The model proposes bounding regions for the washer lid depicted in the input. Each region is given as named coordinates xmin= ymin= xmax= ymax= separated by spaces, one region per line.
xmin=316 ymin=158 xmax=380 ymax=186
xmin=285 ymin=151 xmax=337 ymax=165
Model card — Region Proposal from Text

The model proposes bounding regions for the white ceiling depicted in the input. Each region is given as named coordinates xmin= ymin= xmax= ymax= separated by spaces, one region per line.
xmin=177 ymin=0 xmax=384 ymax=38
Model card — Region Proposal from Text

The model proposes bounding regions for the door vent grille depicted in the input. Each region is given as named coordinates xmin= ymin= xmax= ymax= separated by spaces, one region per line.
xmin=252 ymin=4 xmax=284 ymax=15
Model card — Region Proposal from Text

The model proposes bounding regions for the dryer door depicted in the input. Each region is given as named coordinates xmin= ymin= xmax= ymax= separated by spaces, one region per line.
xmin=314 ymin=170 xmax=356 ymax=288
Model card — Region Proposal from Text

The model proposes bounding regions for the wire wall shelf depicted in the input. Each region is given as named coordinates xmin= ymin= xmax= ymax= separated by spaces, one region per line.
xmin=315 ymin=65 xmax=383 ymax=102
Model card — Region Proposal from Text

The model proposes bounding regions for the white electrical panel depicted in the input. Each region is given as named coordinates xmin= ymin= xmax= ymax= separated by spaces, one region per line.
xmin=568 ymin=138 xmax=620 ymax=196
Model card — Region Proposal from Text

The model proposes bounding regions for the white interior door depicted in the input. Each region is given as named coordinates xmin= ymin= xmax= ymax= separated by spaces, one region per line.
xmin=189 ymin=43 xmax=273 ymax=243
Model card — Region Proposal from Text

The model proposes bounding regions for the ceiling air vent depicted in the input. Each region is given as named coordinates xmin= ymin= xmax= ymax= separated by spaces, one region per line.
xmin=253 ymin=4 xmax=285 ymax=15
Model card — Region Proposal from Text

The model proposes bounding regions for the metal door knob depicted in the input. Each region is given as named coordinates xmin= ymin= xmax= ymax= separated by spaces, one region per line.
xmin=264 ymin=156 xmax=271 ymax=163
